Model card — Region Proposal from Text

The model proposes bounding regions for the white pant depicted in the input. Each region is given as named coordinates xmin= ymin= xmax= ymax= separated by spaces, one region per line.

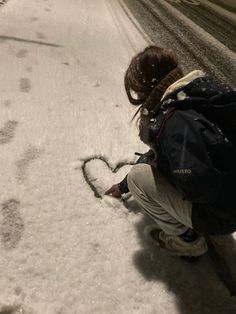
xmin=127 ymin=164 xmax=193 ymax=235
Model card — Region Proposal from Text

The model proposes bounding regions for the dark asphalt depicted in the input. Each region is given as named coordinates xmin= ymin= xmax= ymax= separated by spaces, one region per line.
xmin=123 ymin=0 xmax=236 ymax=87
xmin=168 ymin=0 xmax=236 ymax=52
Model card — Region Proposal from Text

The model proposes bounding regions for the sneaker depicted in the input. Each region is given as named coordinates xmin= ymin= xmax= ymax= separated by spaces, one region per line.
xmin=144 ymin=225 xmax=208 ymax=257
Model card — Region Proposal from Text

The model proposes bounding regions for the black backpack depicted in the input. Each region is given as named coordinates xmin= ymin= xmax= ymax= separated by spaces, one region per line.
xmin=172 ymin=91 xmax=236 ymax=148
xmin=146 ymin=88 xmax=236 ymax=204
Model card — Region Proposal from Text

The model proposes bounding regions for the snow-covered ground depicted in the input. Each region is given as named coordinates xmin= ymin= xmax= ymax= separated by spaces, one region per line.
xmin=0 ymin=0 xmax=236 ymax=313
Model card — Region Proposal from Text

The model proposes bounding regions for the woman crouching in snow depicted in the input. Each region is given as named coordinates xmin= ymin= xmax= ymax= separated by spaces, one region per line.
xmin=105 ymin=46 xmax=236 ymax=259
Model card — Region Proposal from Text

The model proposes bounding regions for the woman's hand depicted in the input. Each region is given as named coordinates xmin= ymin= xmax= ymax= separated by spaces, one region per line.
xmin=105 ymin=184 xmax=122 ymax=198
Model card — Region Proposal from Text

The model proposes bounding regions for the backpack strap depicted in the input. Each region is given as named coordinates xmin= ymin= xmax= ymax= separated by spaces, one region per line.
xmin=147 ymin=107 xmax=175 ymax=143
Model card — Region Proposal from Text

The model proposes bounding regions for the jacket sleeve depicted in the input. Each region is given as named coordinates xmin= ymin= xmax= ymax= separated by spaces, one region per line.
xmin=159 ymin=110 xmax=225 ymax=204
xmin=118 ymin=175 xmax=129 ymax=194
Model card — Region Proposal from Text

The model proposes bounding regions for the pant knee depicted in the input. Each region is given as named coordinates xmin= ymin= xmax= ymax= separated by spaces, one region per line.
xmin=127 ymin=163 xmax=152 ymax=194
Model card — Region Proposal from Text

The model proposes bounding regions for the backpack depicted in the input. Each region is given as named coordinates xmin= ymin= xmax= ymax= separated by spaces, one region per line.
xmin=172 ymin=91 xmax=236 ymax=148
xmin=147 ymin=89 xmax=236 ymax=204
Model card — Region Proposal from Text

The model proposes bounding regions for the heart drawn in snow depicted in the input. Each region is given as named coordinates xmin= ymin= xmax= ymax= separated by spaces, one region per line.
xmin=82 ymin=156 xmax=134 ymax=198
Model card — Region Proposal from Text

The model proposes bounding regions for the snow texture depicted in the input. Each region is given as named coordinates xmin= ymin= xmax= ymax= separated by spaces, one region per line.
xmin=0 ymin=0 xmax=236 ymax=313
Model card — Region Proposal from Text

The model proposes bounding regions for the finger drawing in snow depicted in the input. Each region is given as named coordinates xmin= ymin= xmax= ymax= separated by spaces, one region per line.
xmin=81 ymin=156 xmax=133 ymax=198
xmin=0 ymin=199 xmax=24 ymax=250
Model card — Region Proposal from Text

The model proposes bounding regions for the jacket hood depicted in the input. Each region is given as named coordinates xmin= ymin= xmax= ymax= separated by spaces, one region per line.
xmin=162 ymin=70 xmax=233 ymax=101
xmin=161 ymin=70 xmax=205 ymax=100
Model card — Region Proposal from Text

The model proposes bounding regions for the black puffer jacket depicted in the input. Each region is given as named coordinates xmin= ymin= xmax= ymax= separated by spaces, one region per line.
xmin=120 ymin=76 xmax=236 ymax=235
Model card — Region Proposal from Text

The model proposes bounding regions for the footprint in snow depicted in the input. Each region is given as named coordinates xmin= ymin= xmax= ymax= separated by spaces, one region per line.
xmin=0 ymin=199 xmax=24 ymax=250
xmin=0 ymin=121 xmax=18 ymax=145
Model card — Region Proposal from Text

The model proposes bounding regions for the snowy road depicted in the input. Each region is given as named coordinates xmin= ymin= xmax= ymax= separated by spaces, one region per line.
xmin=124 ymin=0 xmax=236 ymax=86
xmin=0 ymin=0 xmax=236 ymax=313
xmin=167 ymin=0 xmax=236 ymax=52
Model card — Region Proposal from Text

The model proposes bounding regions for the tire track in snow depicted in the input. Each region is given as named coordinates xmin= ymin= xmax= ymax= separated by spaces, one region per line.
xmin=123 ymin=0 xmax=236 ymax=86
xmin=166 ymin=0 xmax=236 ymax=52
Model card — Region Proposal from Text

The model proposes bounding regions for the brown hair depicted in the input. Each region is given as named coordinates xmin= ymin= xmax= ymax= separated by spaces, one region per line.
xmin=124 ymin=46 xmax=183 ymax=120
